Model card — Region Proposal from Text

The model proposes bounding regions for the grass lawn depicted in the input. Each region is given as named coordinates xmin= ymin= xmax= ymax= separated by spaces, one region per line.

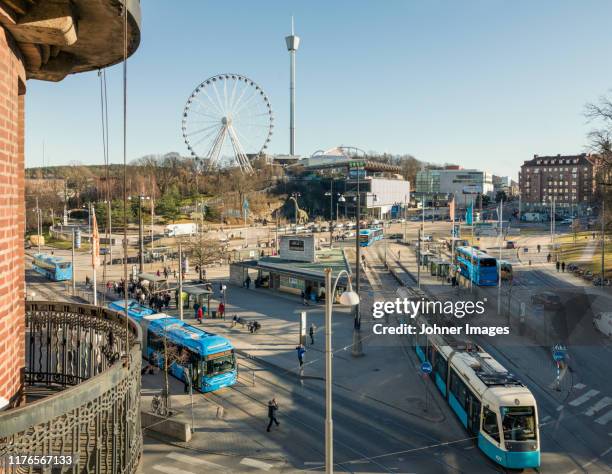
xmin=44 ymin=234 xmax=91 ymax=252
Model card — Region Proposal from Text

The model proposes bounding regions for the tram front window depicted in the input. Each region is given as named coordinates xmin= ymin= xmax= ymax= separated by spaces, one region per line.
xmin=501 ymin=406 xmax=537 ymax=442
xmin=205 ymin=353 xmax=236 ymax=376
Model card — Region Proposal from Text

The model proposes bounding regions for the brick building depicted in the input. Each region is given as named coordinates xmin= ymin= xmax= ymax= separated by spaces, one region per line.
xmin=0 ymin=1 xmax=141 ymax=410
xmin=519 ymin=153 xmax=597 ymax=214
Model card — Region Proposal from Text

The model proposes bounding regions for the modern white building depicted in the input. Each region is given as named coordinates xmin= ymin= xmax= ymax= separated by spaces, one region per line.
xmin=416 ymin=168 xmax=494 ymax=206
xmin=345 ymin=176 xmax=410 ymax=219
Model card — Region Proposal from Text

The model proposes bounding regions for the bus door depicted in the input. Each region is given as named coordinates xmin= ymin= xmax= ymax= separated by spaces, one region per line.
xmin=466 ymin=391 xmax=482 ymax=435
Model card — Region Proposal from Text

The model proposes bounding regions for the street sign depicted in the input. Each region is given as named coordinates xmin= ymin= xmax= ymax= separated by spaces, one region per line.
xmin=421 ymin=361 xmax=433 ymax=374
xmin=552 ymin=344 xmax=567 ymax=362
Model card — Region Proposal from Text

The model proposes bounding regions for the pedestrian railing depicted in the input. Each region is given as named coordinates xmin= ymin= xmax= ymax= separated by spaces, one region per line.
xmin=0 ymin=301 xmax=143 ymax=474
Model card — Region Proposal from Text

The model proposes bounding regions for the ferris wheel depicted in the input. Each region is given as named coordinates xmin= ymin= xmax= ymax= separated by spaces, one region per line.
xmin=182 ymin=73 xmax=274 ymax=174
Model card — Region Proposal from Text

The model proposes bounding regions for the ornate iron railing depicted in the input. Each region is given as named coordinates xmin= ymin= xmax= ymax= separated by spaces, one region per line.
xmin=0 ymin=302 xmax=142 ymax=474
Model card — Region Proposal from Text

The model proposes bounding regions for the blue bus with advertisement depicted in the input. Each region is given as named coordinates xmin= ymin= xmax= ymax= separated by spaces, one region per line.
xmin=32 ymin=253 xmax=73 ymax=281
xmin=107 ymin=301 xmax=236 ymax=392
xmin=455 ymin=246 xmax=498 ymax=286
xmin=140 ymin=314 xmax=236 ymax=392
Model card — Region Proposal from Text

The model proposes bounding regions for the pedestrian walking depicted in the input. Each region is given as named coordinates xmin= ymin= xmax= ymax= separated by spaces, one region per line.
xmin=266 ymin=398 xmax=279 ymax=432
xmin=301 ymin=290 xmax=309 ymax=306
xmin=193 ymin=302 xmax=200 ymax=320
xmin=547 ymin=253 xmax=552 ymax=263
xmin=295 ymin=344 xmax=306 ymax=367
xmin=309 ymin=324 xmax=315 ymax=345
xmin=218 ymin=302 xmax=225 ymax=319
xmin=197 ymin=305 xmax=203 ymax=324
xmin=556 ymin=261 xmax=560 ymax=272
xmin=561 ymin=261 xmax=566 ymax=272
xmin=232 ymin=315 xmax=237 ymax=327
xmin=156 ymin=269 xmax=161 ymax=277
xmin=245 ymin=275 xmax=251 ymax=289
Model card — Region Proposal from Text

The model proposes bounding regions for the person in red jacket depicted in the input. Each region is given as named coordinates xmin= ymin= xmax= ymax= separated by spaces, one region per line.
xmin=197 ymin=305 xmax=203 ymax=324
xmin=218 ymin=302 xmax=225 ymax=319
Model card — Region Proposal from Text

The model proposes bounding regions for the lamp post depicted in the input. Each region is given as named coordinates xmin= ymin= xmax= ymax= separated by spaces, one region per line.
xmin=325 ymin=182 xmax=334 ymax=248
xmin=128 ymin=194 xmax=150 ymax=273
xmin=323 ymin=268 xmax=359 ymax=474
xmin=337 ymin=194 xmax=345 ymax=224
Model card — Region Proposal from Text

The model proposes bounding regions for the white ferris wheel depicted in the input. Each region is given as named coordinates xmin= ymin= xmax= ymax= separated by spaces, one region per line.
xmin=181 ymin=73 xmax=274 ymax=174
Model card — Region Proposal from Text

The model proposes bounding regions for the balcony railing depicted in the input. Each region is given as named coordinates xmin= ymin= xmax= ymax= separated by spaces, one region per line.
xmin=0 ymin=302 xmax=142 ymax=473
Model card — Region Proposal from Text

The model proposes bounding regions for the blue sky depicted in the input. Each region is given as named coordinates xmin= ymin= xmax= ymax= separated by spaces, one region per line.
xmin=24 ymin=0 xmax=612 ymax=178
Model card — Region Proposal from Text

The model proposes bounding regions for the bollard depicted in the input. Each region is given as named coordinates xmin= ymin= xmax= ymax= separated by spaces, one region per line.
xmin=216 ymin=406 xmax=224 ymax=419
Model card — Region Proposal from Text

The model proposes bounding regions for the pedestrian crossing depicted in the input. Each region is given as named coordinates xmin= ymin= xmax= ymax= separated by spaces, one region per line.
xmin=567 ymin=383 xmax=612 ymax=426
xmin=151 ymin=451 xmax=276 ymax=474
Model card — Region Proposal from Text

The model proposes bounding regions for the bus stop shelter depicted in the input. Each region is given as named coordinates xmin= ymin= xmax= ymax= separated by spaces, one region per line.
xmin=137 ymin=272 xmax=168 ymax=293
xmin=181 ymin=285 xmax=217 ymax=318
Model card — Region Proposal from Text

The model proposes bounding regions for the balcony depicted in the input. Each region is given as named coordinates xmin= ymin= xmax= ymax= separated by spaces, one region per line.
xmin=0 ymin=302 xmax=142 ymax=473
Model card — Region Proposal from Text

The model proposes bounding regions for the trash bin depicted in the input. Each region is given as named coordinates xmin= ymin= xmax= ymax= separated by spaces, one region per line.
xmin=211 ymin=310 xmax=217 ymax=319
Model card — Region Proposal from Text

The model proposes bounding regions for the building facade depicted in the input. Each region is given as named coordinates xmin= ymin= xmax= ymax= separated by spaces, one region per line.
xmin=0 ymin=0 xmax=141 ymax=411
xmin=519 ymin=154 xmax=597 ymax=212
xmin=416 ymin=168 xmax=494 ymax=208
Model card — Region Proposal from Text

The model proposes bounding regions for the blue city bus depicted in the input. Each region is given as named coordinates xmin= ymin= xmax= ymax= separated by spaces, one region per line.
xmin=140 ymin=314 xmax=236 ymax=392
xmin=32 ymin=253 xmax=72 ymax=281
xmin=413 ymin=326 xmax=540 ymax=469
xmin=108 ymin=299 xmax=156 ymax=319
xmin=359 ymin=227 xmax=384 ymax=247
xmin=455 ymin=246 xmax=498 ymax=286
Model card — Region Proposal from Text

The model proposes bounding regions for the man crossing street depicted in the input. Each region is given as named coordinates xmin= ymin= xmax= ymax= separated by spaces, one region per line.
xmin=266 ymin=398 xmax=279 ymax=432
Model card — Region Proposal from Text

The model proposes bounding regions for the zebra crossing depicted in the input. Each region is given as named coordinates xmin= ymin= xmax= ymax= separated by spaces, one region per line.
xmin=568 ymin=383 xmax=612 ymax=426
xmin=151 ymin=451 xmax=276 ymax=474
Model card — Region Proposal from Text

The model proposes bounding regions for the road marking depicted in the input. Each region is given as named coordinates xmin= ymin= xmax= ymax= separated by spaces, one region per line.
xmin=303 ymin=462 xmax=324 ymax=465
xmin=541 ymin=415 xmax=551 ymax=423
xmin=595 ymin=410 xmax=612 ymax=425
xmin=152 ymin=465 xmax=195 ymax=474
xmin=569 ymin=389 xmax=600 ymax=407
xmin=573 ymin=383 xmax=586 ymax=389
xmin=166 ymin=452 xmax=226 ymax=470
xmin=585 ymin=397 xmax=612 ymax=417
xmin=556 ymin=405 xmax=564 ymax=411
xmin=240 ymin=458 xmax=273 ymax=471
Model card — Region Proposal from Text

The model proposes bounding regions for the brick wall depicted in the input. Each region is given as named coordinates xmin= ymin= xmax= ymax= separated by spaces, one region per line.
xmin=0 ymin=27 xmax=26 ymax=409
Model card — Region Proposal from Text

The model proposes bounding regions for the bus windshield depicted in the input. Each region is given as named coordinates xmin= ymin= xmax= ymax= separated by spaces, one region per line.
xmin=479 ymin=258 xmax=497 ymax=267
xmin=205 ymin=353 xmax=235 ymax=376
xmin=501 ymin=406 xmax=537 ymax=441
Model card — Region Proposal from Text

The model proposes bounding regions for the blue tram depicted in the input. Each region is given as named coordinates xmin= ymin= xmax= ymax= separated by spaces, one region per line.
xmin=32 ymin=253 xmax=72 ymax=281
xmin=455 ymin=246 xmax=498 ymax=286
xmin=414 ymin=329 xmax=540 ymax=469
xmin=107 ymin=302 xmax=236 ymax=392
xmin=359 ymin=227 xmax=384 ymax=247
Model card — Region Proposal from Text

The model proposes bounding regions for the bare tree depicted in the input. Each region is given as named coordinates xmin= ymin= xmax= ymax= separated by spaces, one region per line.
xmin=152 ymin=331 xmax=191 ymax=414
xmin=188 ymin=232 xmax=226 ymax=281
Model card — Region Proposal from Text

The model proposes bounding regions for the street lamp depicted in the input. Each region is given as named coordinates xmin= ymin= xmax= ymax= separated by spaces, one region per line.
xmin=325 ymin=188 xmax=334 ymax=248
xmin=323 ymin=268 xmax=359 ymax=474
xmin=128 ymin=194 xmax=150 ymax=273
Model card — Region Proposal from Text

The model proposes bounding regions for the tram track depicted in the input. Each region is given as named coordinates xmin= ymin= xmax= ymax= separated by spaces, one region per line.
xmin=211 ymin=353 xmax=500 ymax=474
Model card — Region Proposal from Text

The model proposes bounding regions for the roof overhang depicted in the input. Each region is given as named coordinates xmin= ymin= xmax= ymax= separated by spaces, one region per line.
xmin=0 ymin=0 xmax=141 ymax=82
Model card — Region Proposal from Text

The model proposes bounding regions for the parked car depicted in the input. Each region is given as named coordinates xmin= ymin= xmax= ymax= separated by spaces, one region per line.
xmin=531 ymin=292 xmax=562 ymax=310
xmin=505 ymin=241 xmax=516 ymax=249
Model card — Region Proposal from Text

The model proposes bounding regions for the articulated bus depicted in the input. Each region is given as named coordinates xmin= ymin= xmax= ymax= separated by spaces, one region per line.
xmin=107 ymin=302 xmax=236 ymax=392
xmin=414 ymin=328 xmax=540 ymax=469
xmin=359 ymin=227 xmax=384 ymax=247
xmin=141 ymin=314 xmax=236 ymax=392
xmin=108 ymin=299 xmax=156 ymax=319
xmin=32 ymin=253 xmax=72 ymax=281
xmin=455 ymin=246 xmax=498 ymax=286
